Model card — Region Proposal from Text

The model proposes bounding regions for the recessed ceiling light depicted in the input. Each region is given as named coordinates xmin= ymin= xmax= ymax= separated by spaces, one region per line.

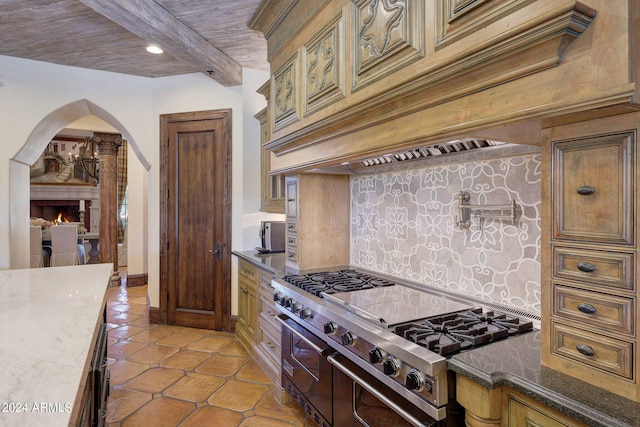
xmin=146 ymin=45 xmax=163 ymax=54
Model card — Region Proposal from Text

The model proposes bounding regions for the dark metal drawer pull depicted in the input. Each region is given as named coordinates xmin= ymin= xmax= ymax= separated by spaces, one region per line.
xmin=577 ymin=185 xmax=596 ymax=195
xmin=577 ymin=303 xmax=597 ymax=314
xmin=577 ymin=261 xmax=596 ymax=273
xmin=576 ymin=344 xmax=595 ymax=357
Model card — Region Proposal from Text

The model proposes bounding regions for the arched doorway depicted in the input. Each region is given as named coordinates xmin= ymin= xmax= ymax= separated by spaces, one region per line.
xmin=10 ymin=99 xmax=148 ymax=271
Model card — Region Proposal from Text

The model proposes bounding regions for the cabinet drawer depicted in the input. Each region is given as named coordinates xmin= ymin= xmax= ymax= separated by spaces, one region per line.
xmin=238 ymin=260 xmax=257 ymax=282
xmin=507 ymin=394 xmax=583 ymax=427
xmin=286 ymin=233 xmax=297 ymax=247
xmin=259 ymin=285 xmax=279 ymax=325
xmin=286 ymin=246 xmax=298 ymax=263
xmin=286 ymin=220 xmax=297 ymax=235
xmin=552 ymin=132 xmax=634 ymax=245
xmin=553 ymin=247 xmax=633 ymax=290
xmin=553 ymin=285 xmax=634 ymax=335
xmin=550 ymin=321 xmax=633 ymax=379
xmin=258 ymin=316 xmax=281 ymax=369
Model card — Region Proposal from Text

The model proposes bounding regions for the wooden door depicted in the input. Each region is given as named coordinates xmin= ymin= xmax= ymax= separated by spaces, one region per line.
xmin=160 ymin=110 xmax=231 ymax=331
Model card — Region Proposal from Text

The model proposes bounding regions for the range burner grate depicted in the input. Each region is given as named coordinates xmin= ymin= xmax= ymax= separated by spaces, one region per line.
xmin=394 ymin=307 xmax=534 ymax=357
xmin=283 ymin=269 xmax=395 ymax=297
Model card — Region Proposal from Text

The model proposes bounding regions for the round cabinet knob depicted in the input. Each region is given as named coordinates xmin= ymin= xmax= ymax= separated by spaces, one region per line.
xmin=341 ymin=331 xmax=357 ymax=346
xmin=368 ymin=347 xmax=385 ymax=364
xmin=299 ymin=307 xmax=313 ymax=320
xmin=405 ymin=369 xmax=425 ymax=391
xmin=323 ymin=321 xmax=337 ymax=334
xmin=273 ymin=292 xmax=284 ymax=303
xmin=383 ymin=356 xmax=400 ymax=377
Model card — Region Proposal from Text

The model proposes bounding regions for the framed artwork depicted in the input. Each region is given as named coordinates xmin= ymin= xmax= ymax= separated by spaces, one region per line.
xmin=30 ymin=136 xmax=98 ymax=186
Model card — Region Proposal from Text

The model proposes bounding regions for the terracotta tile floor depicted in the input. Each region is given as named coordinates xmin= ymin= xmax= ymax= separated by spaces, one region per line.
xmin=105 ymin=276 xmax=308 ymax=427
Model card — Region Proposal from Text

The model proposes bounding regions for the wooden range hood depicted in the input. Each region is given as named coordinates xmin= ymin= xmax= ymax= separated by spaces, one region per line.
xmin=250 ymin=0 xmax=640 ymax=174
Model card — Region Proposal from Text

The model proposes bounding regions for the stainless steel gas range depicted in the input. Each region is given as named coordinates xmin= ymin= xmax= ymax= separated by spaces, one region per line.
xmin=272 ymin=268 xmax=537 ymax=427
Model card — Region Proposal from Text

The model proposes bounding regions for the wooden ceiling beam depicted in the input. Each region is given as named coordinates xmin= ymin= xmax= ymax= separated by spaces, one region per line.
xmin=78 ymin=0 xmax=242 ymax=86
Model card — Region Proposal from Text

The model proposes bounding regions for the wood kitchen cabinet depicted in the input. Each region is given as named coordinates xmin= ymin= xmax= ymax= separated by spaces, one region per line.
xmin=235 ymin=256 xmax=289 ymax=402
xmin=456 ymin=375 xmax=587 ymax=427
xmin=255 ymin=269 xmax=290 ymax=403
xmin=255 ymin=106 xmax=285 ymax=214
xmin=237 ymin=258 xmax=258 ymax=346
xmin=541 ymin=112 xmax=640 ymax=402
xmin=285 ymin=174 xmax=350 ymax=270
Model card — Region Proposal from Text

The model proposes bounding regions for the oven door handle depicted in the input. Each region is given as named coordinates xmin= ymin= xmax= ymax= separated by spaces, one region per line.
xmin=328 ymin=354 xmax=433 ymax=427
xmin=276 ymin=314 xmax=333 ymax=356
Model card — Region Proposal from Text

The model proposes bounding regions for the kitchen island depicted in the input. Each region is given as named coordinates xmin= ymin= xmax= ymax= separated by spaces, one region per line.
xmin=449 ymin=331 xmax=640 ymax=427
xmin=0 ymin=263 xmax=112 ymax=427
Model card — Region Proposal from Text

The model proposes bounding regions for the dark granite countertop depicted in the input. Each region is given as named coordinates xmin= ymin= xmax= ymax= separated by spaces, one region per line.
xmin=232 ymin=250 xmax=287 ymax=276
xmin=448 ymin=331 xmax=640 ymax=427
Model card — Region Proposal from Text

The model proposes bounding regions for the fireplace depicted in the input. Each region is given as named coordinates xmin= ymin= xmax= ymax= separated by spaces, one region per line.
xmin=30 ymin=199 xmax=92 ymax=228
xmin=30 ymin=185 xmax=100 ymax=232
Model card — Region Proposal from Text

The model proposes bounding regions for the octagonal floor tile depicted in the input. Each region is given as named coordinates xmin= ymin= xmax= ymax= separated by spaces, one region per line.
xmin=127 ymin=344 xmax=178 ymax=364
xmin=105 ymin=387 xmax=152 ymax=423
xmin=179 ymin=405 xmax=244 ymax=427
xmin=109 ymin=360 xmax=150 ymax=385
xmin=235 ymin=360 xmax=272 ymax=384
xmin=157 ymin=332 xmax=203 ymax=348
xmin=121 ymin=397 xmax=195 ymax=427
xmin=108 ymin=340 xmax=147 ymax=360
xmin=196 ymin=354 xmax=249 ymax=377
xmin=163 ymin=373 xmax=225 ymax=402
xmin=124 ymin=367 xmax=184 ymax=393
xmin=160 ymin=350 xmax=211 ymax=371
xmin=187 ymin=335 xmax=236 ymax=352
xmin=207 ymin=380 xmax=269 ymax=411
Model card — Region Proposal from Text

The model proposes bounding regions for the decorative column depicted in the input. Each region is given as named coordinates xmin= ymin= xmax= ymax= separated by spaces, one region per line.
xmin=94 ymin=132 xmax=122 ymax=287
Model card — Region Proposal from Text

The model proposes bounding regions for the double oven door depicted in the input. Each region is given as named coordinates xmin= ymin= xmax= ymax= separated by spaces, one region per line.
xmin=279 ymin=314 xmax=442 ymax=427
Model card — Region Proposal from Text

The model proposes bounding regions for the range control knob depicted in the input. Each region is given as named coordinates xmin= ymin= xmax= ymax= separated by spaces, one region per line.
xmin=282 ymin=297 xmax=293 ymax=309
xmin=369 ymin=347 xmax=385 ymax=364
xmin=405 ymin=369 xmax=425 ymax=391
xmin=341 ymin=331 xmax=357 ymax=346
xmin=291 ymin=301 xmax=302 ymax=313
xmin=383 ymin=356 xmax=400 ymax=377
xmin=273 ymin=292 xmax=284 ymax=304
xmin=323 ymin=321 xmax=338 ymax=334
xmin=299 ymin=307 xmax=313 ymax=320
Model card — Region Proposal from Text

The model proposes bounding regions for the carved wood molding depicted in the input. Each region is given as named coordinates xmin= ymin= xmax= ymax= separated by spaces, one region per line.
xmin=351 ymin=0 xmax=425 ymax=90
xmin=303 ymin=10 xmax=346 ymax=117
xmin=272 ymin=54 xmax=299 ymax=131
xmin=436 ymin=0 xmax=536 ymax=49
xmin=265 ymin=2 xmax=597 ymax=156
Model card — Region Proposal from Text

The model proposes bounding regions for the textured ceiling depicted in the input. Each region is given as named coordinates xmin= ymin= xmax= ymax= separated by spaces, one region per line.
xmin=0 ymin=0 xmax=269 ymax=86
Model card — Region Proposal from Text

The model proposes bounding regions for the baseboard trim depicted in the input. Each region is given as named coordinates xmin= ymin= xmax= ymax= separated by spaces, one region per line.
xmin=149 ymin=307 xmax=160 ymax=324
xmin=127 ymin=273 xmax=148 ymax=287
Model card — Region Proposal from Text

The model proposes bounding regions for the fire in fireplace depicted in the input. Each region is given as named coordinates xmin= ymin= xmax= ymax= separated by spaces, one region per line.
xmin=30 ymin=200 xmax=92 ymax=230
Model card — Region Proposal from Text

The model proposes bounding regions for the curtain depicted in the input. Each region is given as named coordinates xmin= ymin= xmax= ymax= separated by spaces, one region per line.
xmin=116 ymin=140 xmax=128 ymax=244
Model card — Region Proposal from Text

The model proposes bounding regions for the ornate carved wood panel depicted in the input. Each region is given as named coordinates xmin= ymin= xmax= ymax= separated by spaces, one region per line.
xmin=272 ymin=54 xmax=299 ymax=131
xmin=303 ymin=10 xmax=346 ymax=117
xmin=351 ymin=0 xmax=424 ymax=90
xmin=436 ymin=0 xmax=535 ymax=48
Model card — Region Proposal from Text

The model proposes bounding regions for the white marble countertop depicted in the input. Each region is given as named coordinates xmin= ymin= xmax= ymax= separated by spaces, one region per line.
xmin=0 ymin=264 xmax=112 ymax=427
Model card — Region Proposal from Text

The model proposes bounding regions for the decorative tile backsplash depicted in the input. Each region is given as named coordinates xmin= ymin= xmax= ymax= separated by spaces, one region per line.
xmin=350 ymin=153 xmax=542 ymax=315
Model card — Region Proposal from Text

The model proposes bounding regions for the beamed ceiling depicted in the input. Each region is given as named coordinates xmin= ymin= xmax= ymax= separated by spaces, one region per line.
xmin=0 ymin=0 xmax=270 ymax=86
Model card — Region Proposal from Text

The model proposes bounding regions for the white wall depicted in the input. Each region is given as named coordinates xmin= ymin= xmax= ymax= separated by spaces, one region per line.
xmin=0 ymin=55 xmax=269 ymax=316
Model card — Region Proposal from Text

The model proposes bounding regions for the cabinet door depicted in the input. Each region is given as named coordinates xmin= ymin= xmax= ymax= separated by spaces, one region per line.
xmin=552 ymin=132 xmax=634 ymax=245
xmin=285 ymin=177 xmax=298 ymax=220
xmin=238 ymin=280 xmax=249 ymax=329
xmin=508 ymin=396 xmax=579 ymax=427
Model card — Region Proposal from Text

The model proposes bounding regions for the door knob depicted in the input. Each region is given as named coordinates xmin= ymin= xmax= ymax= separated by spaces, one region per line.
xmin=208 ymin=241 xmax=222 ymax=261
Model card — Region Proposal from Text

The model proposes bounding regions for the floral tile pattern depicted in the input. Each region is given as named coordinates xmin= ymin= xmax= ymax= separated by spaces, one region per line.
xmin=351 ymin=153 xmax=542 ymax=314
